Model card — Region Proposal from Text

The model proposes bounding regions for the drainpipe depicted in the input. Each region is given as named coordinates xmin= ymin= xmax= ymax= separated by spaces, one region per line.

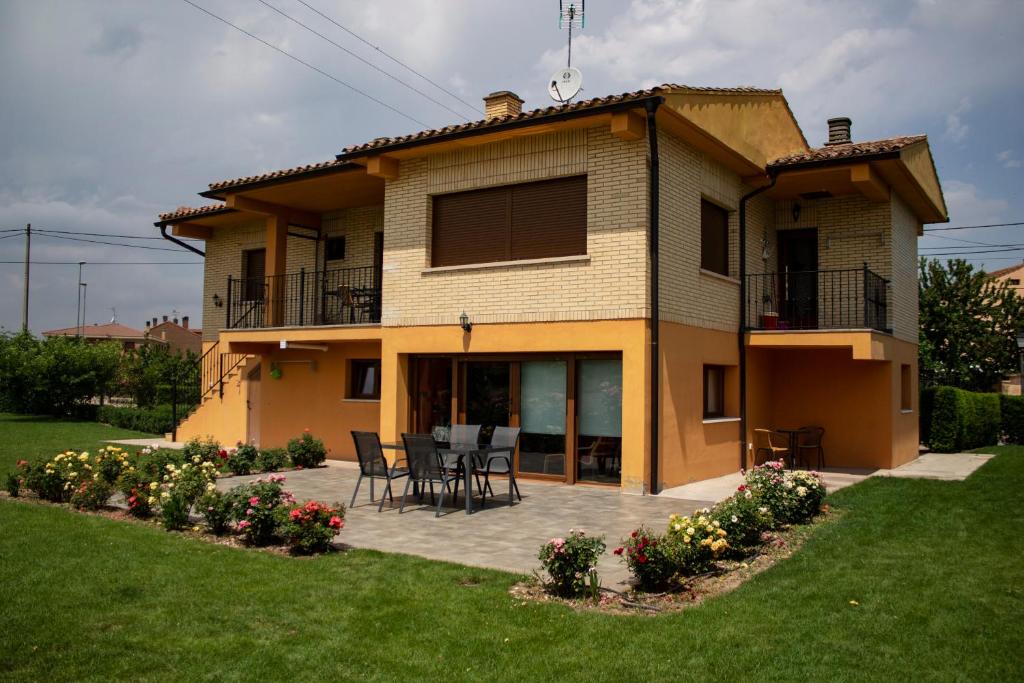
xmin=160 ymin=225 xmax=206 ymax=257
xmin=738 ymin=172 xmax=778 ymax=470
xmin=644 ymin=97 xmax=664 ymax=495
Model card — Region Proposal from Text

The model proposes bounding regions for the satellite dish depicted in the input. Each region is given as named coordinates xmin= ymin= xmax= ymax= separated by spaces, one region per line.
xmin=548 ymin=67 xmax=582 ymax=103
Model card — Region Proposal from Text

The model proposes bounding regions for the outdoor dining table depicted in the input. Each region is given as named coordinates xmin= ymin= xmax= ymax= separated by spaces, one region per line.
xmin=774 ymin=427 xmax=809 ymax=468
xmin=380 ymin=442 xmax=513 ymax=515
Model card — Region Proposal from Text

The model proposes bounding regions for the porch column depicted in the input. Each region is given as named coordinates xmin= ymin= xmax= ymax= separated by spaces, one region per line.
xmin=265 ymin=214 xmax=288 ymax=327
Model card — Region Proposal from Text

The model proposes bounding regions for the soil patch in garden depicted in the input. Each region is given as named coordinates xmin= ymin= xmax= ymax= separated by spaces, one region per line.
xmin=510 ymin=507 xmax=838 ymax=615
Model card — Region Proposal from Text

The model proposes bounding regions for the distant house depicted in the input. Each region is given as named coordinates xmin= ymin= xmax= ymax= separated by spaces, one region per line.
xmin=42 ymin=322 xmax=155 ymax=352
xmin=988 ymin=262 xmax=1024 ymax=395
xmin=145 ymin=315 xmax=202 ymax=356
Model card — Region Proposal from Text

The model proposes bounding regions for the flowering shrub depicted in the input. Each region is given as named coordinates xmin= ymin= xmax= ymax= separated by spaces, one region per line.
xmin=227 ymin=476 xmax=293 ymax=546
xmin=153 ymin=460 xmax=219 ymax=531
xmin=666 ymin=510 xmax=729 ymax=576
xmin=199 ymin=489 xmax=232 ymax=535
xmin=287 ymin=431 xmax=327 ymax=468
xmin=278 ymin=500 xmax=344 ymax=554
xmin=22 ymin=451 xmax=95 ymax=502
xmin=70 ymin=477 xmax=113 ymax=511
xmin=538 ymin=529 xmax=606 ymax=598
xmin=710 ymin=486 xmax=773 ymax=555
xmin=183 ymin=436 xmax=222 ymax=465
xmin=255 ymin=448 xmax=289 ymax=473
xmin=93 ymin=446 xmax=130 ymax=485
xmin=745 ymin=461 xmax=826 ymax=525
xmin=5 ymin=471 xmax=20 ymax=497
xmin=614 ymin=527 xmax=678 ymax=591
xmin=226 ymin=443 xmax=258 ymax=476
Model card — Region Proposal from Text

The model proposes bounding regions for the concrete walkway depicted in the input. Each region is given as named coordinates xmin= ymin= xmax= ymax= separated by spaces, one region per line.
xmin=106 ymin=438 xmax=184 ymax=450
xmin=217 ymin=462 xmax=713 ymax=588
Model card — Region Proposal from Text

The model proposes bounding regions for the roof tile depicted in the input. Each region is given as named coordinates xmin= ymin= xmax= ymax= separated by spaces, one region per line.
xmin=769 ymin=135 xmax=926 ymax=167
xmin=157 ymin=204 xmax=231 ymax=221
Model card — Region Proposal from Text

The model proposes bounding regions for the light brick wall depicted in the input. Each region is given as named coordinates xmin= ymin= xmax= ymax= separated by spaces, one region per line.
xmin=890 ymin=193 xmax=920 ymax=343
xmin=202 ymin=220 xmax=264 ymax=342
xmin=381 ymin=126 xmax=649 ymax=327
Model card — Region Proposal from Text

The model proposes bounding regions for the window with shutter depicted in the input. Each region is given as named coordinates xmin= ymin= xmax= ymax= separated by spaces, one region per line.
xmin=431 ymin=176 xmax=586 ymax=267
xmin=700 ymin=199 xmax=729 ymax=276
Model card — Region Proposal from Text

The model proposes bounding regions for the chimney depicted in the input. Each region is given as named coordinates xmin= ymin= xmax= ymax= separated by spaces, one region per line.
xmin=173 ymin=317 xmax=179 ymax=325
xmin=145 ymin=320 xmax=150 ymax=329
xmin=826 ymin=117 xmax=852 ymax=145
xmin=152 ymin=317 xmax=158 ymax=327
xmin=483 ymin=91 xmax=524 ymax=120
xmin=182 ymin=316 xmax=189 ymax=329
xmin=162 ymin=315 xmax=168 ymax=322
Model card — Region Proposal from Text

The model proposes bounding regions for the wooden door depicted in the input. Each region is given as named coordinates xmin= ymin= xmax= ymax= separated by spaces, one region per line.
xmin=778 ymin=229 xmax=818 ymax=329
xmin=246 ymin=364 xmax=261 ymax=447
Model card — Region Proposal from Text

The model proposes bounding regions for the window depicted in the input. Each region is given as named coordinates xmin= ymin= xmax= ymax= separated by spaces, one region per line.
xmin=348 ymin=360 xmax=381 ymax=400
xmin=700 ymin=199 xmax=729 ymax=276
xmin=1010 ymin=278 xmax=1021 ymax=286
xmin=900 ymin=364 xmax=912 ymax=411
xmin=703 ymin=365 xmax=726 ymax=418
xmin=431 ymin=175 xmax=587 ymax=267
xmin=241 ymin=248 xmax=266 ymax=301
xmin=325 ymin=235 xmax=346 ymax=261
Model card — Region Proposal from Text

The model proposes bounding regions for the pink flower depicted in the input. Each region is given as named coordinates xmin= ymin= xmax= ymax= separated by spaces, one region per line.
xmin=328 ymin=515 xmax=343 ymax=529
xmin=238 ymin=520 xmax=251 ymax=530
xmin=248 ymin=496 xmax=260 ymax=506
xmin=269 ymin=474 xmax=286 ymax=483
xmin=246 ymin=508 xmax=254 ymax=516
xmin=290 ymin=509 xmax=301 ymax=520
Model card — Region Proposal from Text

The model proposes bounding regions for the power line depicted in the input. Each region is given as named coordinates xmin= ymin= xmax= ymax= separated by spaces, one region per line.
xmin=921 ymin=243 xmax=1024 ymax=250
xmin=0 ymin=233 xmax=22 ymax=241
xmin=29 ymin=227 xmax=200 ymax=241
xmin=295 ymin=0 xmax=481 ymax=116
xmin=924 ymin=221 xmax=1024 ymax=232
xmin=257 ymin=0 xmax=473 ymax=122
xmin=33 ymin=231 xmax=193 ymax=252
xmin=921 ymin=247 xmax=1024 ymax=256
xmin=179 ymin=0 xmax=429 ymax=128
xmin=0 ymin=260 xmax=203 ymax=265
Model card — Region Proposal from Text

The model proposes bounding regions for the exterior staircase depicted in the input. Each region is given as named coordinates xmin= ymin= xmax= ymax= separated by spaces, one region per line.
xmin=172 ymin=341 xmax=250 ymax=442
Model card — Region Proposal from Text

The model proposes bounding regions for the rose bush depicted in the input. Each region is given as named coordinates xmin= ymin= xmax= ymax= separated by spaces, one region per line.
xmin=226 ymin=443 xmax=259 ymax=476
xmin=745 ymin=460 xmax=826 ymax=525
xmin=614 ymin=526 xmax=678 ymax=591
xmin=287 ymin=431 xmax=327 ymax=468
xmin=278 ymin=499 xmax=344 ymax=554
xmin=228 ymin=476 xmax=294 ymax=546
xmin=538 ymin=529 xmax=605 ymax=598
xmin=666 ymin=510 xmax=729 ymax=576
xmin=710 ymin=485 xmax=773 ymax=556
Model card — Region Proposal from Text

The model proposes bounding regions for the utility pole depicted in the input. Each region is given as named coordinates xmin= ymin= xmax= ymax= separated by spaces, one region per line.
xmin=77 ymin=261 xmax=85 ymax=336
xmin=21 ymin=223 xmax=30 ymax=332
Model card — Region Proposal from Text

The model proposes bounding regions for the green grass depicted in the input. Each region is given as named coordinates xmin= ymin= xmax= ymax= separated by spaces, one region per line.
xmin=1 ymin=416 xmax=1022 ymax=681
xmin=0 ymin=412 xmax=157 ymax=473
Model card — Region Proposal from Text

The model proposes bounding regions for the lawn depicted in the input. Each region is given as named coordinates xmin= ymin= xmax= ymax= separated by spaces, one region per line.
xmin=1 ymin=417 xmax=1022 ymax=681
xmin=0 ymin=413 xmax=157 ymax=473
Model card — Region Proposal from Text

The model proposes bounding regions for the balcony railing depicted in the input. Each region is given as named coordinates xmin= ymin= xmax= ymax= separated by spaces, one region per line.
xmin=226 ymin=266 xmax=380 ymax=330
xmin=744 ymin=265 xmax=890 ymax=332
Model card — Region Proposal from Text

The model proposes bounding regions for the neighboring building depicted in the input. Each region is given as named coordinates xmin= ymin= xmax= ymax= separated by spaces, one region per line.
xmin=145 ymin=315 xmax=203 ymax=356
xmin=156 ymin=84 xmax=947 ymax=493
xmin=42 ymin=322 xmax=156 ymax=352
xmin=988 ymin=262 xmax=1024 ymax=395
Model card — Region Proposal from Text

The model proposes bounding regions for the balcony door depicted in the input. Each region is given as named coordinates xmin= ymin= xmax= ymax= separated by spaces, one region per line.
xmin=778 ymin=229 xmax=817 ymax=329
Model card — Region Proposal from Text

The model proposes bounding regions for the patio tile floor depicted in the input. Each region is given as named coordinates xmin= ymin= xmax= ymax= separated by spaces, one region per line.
xmin=217 ymin=462 xmax=714 ymax=588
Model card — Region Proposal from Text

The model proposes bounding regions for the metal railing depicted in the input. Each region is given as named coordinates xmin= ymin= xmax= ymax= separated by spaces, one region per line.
xmin=744 ymin=264 xmax=890 ymax=332
xmin=170 ymin=341 xmax=246 ymax=439
xmin=226 ymin=266 xmax=380 ymax=329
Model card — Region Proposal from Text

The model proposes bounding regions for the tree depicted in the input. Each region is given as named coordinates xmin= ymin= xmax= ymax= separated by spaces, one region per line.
xmin=919 ymin=258 xmax=1024 ymax=391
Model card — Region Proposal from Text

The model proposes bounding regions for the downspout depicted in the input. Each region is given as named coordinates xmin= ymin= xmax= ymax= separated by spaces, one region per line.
xmin=644 ymin=97 xmax=664 ymax=495
xmin=738 ymin=171 xmax=777 ymax=470
xmin=160 ymin=225 xmax=206 ymax=257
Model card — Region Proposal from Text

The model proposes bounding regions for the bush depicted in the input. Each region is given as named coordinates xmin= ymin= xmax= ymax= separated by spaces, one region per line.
xmin=1001 ymin=394 xmax=1024 ymax=444
xmin=745 ymin=461 xmax=826 ymax=525
xmin=199 ymin=489 xmax=232 ymax=535
xmin=70 ymin=477 xmax=113 ymax=511
xmin=226 ymin=443 xmax=259 ymax=476
xmin=665 ymin=510 xmax=729 ymax=576
xmin=710 ymin=487 xmax=773 ymax=555
xmin=21 ymin=451 xmax=95 ymax=503
xmin=94 ymin=446 xmax=131 ymax=485
xmin=538 ymin=529 xmax=605 ymax=598
xmin=5 ymin=471 xmax=21 ymax=497
xmin=228 ymin=476 xmax=293 ymax=546
xmin=96 ymin=404 xmax=176 ymax=435
xmin=613 ymin=527 xmax=678 ymax=591
xmin=256 ymin=448 xmax=289 ymax=473
xmin=183 ymin=437 xmax=223 ymax=464
xmin=925 ymin=386 xmax=1002 ymax=452
xmin=278 ymin=500 xmax=344 ymax=554
xmin=287 ymin=431 xmax=327 ymax=468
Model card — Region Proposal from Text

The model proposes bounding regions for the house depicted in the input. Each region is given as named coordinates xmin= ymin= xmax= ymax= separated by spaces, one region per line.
xmin=145 ymin=315 xmax=203 ymax=356
xmin=42 ymin=321 xmax=156 ymax=352
xmin=987 ymin=262 xmax=1024 ymax=395
xmin=156 ymin=85 xmax=947 ymax=493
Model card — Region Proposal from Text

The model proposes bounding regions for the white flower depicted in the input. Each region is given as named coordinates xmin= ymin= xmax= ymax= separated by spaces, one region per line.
xmin=673 ymin=523 xmax=682 ymax=531
xmin=730 ymin=515 xmax=738 ymax=523
xmin=206 ymin=482 xmax=216 ymax=492
xmin=796 ymin=486 xmax=807 ymax=497
xmin=744 ymin=491 xmax=753 ymax=500
xmin=192 ymin=455 xmax=201 ymax=463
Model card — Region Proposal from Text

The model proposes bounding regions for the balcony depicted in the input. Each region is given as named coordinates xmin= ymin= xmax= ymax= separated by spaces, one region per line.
xmin=744 ymin=265 xmax=889 ymax=333
xmin=226 ymin=266 xmax=381 ymax=330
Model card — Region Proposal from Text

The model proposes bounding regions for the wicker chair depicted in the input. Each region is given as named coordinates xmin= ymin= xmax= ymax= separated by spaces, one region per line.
xmin=350 ymin=431 xmax=410 ymax=512
xmin=400 ymin=433 xmax=459 ymax=517
xmin=753 ymin=429 xmax=790 ymax=466
xmin=474 ymin=426 xmax=522 ymax=508
xmin=796 ymin=426 xmax=825 ymax=469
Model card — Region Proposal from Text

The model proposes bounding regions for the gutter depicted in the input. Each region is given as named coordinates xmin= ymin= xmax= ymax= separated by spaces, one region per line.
xmin=644 ymin=96 xmax=664 ymax=495
xmin=737 ymin=172 xmax=777 ymax=470
xmin=159 ymin=225 xmax=206 ymax=257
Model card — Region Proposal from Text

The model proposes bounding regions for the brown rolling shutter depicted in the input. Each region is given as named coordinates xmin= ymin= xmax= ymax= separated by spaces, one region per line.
xmin=242 ymin=248 xmax=266 ymax=300
xmin=700 ymin=200 xmax=729 ymax=276
xmin=510 ymin=175 xmax=586 ymax=260
xmin=432 ymin=185 xmax=509 ymax=267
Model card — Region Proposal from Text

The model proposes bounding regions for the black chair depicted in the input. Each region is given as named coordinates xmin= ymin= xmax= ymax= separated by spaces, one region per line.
xmin=796 ymin=426 xmax=825 ymax=469
xmin=350 ymin=431 xmax=410 ymax=512
xmin=400 ymin=433 xmax=460 ymax=517
xmin=474 ymin=425 xmax=522 ymax=508
xmin=445 ymin=424 xmax=482 ymax=501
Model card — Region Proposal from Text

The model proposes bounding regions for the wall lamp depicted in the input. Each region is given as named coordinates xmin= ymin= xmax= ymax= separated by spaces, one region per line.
xmin=459 ymin=311 xmax=472 ymax=334
xmin=791 ymin=202 xmax=802 ymax=223
xmin=212 ymin=293 xmax=223 ymax=308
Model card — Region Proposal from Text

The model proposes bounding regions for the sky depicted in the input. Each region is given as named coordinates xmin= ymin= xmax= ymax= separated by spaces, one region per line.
xmin=1 ymin=0 xmax=1022 ymax=335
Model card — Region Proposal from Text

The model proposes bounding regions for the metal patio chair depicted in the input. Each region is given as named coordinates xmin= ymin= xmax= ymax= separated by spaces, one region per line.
xmin=796 ymin=426 xmax=825 ymax=469
xmin=399 ymin=433 xmax=459 ymax=517
xmin=350 ymin=431 xmax=410 ymax=512
xmin=753 ymin=428 xmax=790 ymax=466
xmin=474 ymin=425 xmax=522 ymax=508
xmin=445 ymin=424 xmax=482 ymax=500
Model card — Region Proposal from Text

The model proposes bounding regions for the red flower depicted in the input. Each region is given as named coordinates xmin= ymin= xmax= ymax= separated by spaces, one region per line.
xmin=630 ymin=530 xmax=638 ymax=538
xmin=16 ymin=459 xmax=28 ymax=468
xmin=289 ymin=509 xmax=301 ymax=520
xmin=328 ymin=515 xmax=343 ymax=529
xmin=737 ymin=484 xmax=746 ymax=492
xmin=218 ymin=449 xmax=228 ymax=459
xmin=613 ymin=547 xmax=624 ymax=556
xmin=637 ymin=554 xmax=648 ymax=564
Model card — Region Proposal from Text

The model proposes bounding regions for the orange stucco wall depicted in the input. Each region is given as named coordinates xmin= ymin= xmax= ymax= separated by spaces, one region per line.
xmin=256 ymin=341 xmax=382 ymax=460
xmin=659 ymin=321 xmax=742 ymax=488
xmin=176 ymin=342 xmax=248 ymax=445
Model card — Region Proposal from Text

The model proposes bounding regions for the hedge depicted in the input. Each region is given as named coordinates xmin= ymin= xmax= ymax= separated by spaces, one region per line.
xmin=95 ymin=404 xmax=182 ymax=435
xmin=1001 ymin=394 xmax=1024 ymax=445
xmin=922 ymin=386 xmax=1001 ymax=452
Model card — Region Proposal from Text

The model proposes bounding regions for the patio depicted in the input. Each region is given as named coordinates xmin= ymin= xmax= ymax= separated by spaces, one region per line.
xmin=215 ymin=461 xmax=714 ymax=587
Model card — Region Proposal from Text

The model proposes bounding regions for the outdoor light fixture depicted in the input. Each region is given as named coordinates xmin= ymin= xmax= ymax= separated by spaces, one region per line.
xmin=791 ymin=202 xmax=802 ymax=222
xmin=459 ymin=311 xmax=472 ymax=334
xmin=212 ymin=293 xmax=223 ymax=308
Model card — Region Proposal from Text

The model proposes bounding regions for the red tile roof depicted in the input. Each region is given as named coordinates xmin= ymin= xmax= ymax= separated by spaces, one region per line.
xmin=769 ymin=135 xmax=927 ymax=167
xmin=157 ymin=204 xmax=232 ymax=222
xmin=42 ymin=322 xmax=151 ymax=340
xmin=987 ymin=262 xmax=1024 ymax=278
xmin=338 ymin=84 xmax=783 ymax=156
xmin=207 ymin=159 xmax=352 ymax=193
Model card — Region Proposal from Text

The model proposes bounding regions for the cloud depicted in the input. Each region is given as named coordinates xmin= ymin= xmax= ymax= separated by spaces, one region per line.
xmin=945 ymin=97 xmax=970 ymax=143
xmin=942 ymin=180 xmax=1009 ymax=225
xmin=89 ymin=23 xmax=144 ymax=59
xmin=997 ymin=149 xmax=1022 ymax=169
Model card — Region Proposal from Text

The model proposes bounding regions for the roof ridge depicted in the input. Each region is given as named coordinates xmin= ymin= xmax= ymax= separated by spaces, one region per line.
xmin=769 ymin=134 xmax=928 ymax=167
xmin=157 ymin=204 xmax=229 ymax=221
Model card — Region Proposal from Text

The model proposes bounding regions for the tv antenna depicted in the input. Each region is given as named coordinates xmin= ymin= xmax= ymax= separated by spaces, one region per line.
xmin=549 ymin=1 xmax=585 ymax=103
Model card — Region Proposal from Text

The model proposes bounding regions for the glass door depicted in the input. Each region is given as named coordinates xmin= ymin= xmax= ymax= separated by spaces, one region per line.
xmin=412 ymin=358 xmax=452 ymax=442
xmin=464 ymin=361 xmax=511 ymax=444
xmin=576 ymin=359 xmax=623 ymax=484
xmin=518 ymin=360 xmax=567 ymax=478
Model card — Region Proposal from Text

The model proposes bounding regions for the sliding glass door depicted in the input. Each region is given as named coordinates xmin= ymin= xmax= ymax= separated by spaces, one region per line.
xmin=518 ymin=360 xmax=567 ymax=476
xmin=576 ymin=359 xmax=623 ymax=484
